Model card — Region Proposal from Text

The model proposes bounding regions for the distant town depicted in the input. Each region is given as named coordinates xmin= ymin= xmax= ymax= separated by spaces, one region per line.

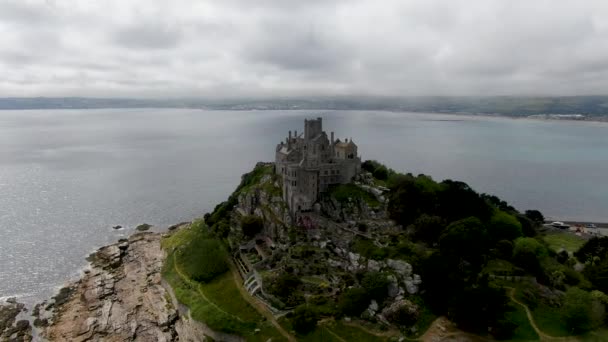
xmin=1 ymin=96 xmax=608 ymax=121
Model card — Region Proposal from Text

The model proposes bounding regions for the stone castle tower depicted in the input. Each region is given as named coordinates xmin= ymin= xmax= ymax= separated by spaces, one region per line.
xmin=275 ymin=117 xmax=361 ymax=213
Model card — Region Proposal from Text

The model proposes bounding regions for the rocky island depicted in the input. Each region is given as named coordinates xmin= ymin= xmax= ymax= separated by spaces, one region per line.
xmin=34 ymin=118 xmax=608 ymax=341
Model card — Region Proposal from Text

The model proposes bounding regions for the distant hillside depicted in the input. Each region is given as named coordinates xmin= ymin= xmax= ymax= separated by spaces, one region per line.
xmin=1 ymin=96 xmax=608 ymax=118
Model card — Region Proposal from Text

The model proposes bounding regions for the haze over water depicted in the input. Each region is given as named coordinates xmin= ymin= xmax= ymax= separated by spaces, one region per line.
xmin=1 ymin=109 xmax=608 ymax=305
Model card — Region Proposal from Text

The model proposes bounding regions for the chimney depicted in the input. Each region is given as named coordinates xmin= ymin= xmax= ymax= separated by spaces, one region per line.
xmin=331 ymin=131 xmax=334 ymax=145
xmin=295 ymin=130 xmax=298 ymax=138
xmin=289 ymin=131 xmax=292 ymax=140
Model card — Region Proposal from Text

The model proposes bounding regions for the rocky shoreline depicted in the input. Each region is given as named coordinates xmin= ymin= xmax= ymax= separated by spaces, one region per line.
xmin=0 ymin=298 xmax=32 ymax=341
xmin=36 ymin=232 xmax=176 ymax=341
xmin=33 ymin=230 xmax=227 ymax=342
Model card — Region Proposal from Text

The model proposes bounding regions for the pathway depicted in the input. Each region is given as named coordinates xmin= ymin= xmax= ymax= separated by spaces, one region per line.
xmin=172 ymin=254 xmax=243 ymax=322
xmin=506 ymin=287 xmax=579 ymax=342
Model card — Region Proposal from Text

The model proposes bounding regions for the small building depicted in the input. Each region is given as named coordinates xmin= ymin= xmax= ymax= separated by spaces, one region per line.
xmin=275 ymin=117 xmax=361 ymax=213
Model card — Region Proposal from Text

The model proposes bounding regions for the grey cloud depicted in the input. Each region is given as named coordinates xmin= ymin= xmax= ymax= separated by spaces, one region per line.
xmin=245 ymin=25 xmax=348 ymax=71
xmin=1 ymin=0 xmax=608 ymax=97
xmin=113 ymin=22 xmax=182 ymax=49
xmin=0 ymin=1 xmax=57 ymax=24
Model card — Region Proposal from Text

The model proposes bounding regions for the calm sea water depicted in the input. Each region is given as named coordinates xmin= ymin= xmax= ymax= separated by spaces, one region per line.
xmin=1 ymin=109 xmax=608 ymax=305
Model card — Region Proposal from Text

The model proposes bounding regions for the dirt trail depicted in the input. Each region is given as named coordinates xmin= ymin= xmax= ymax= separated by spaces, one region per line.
xmin=506 ymin=287 xmax=580 ymax=342
xmin=173 ymin=255 xmax=243 ymax=322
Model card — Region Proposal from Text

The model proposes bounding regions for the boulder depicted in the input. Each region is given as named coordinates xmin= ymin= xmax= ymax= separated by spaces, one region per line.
xmin=381 ymin=299 xmax=420 ymax=326
xmin=369 ymin=300 xmax=379 ymax=313
xmin=387 ymin=259 xmax=412 ymax=277
xmin=368 ymin=259 xmax=382 ymax=272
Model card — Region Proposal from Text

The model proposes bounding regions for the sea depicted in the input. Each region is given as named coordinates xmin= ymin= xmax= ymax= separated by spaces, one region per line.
xmin=1 ymin=109 xmax=608 ymax=306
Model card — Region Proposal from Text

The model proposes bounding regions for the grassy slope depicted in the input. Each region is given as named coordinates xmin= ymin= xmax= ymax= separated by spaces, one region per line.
xmin=504 ymin=303 xmax=540 ymax=341
xmin=542 ymin=231 xmax=586 ymax=253
xmin=161 ymin=225 xmax=285 ymax=341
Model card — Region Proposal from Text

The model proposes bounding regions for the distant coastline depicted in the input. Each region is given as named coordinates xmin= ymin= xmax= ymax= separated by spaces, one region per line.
xmin=1 ymin=96 xmax=608 ymax=123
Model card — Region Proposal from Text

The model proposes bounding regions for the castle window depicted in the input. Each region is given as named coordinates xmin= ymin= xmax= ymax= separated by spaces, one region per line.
xmin=324 ymin=170 xmax=328 ymax=175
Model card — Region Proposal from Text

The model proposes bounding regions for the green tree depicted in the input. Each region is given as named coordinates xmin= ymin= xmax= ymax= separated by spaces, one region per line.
xmin=524 ymin=210 xmax=545 ymax=224
xmin=439 ymin=217 xmax=488 ymax=260
xmin=412 ymin=214 xmax=445 ymax=243
xmin=361 ymin=272 xmax=389 ymax=302
xmin=489 ymin=211 xmax=523 ymax=242
xmin=562 ymin=287 xmax=594 ymax=333
xmin=575 ymin=236 xmax=608 ymax=263
xmin=448 ymin=276 xmax=511 ymax=334
xmin=291 ymin=305 xmax=319 ymax=334
xmin=338 ymin=287 xmax=369 ymax=317
xmin=269 ymin=272 xmax=302 ymax=302
xmin=512 ymin=237 xmax=547 ymax=273
xmin=517 ymin=215 xmax=537 ymax=237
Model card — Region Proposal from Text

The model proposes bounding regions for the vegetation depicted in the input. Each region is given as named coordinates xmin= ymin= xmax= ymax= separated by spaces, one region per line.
xmin=337 ymin=287 xmax=369 ymax=317
xmin=290 ymin=305 xmax=319 ymax=334
xmin=204 ymin=163 xmax=275 ymax=237
xmin=329 ymin=183 xmax=379 ymax=207
xmin=164 ymin=160 xmax=608 ymax=340
xmin=161 ymin=222 xmax=284 ymax=340
xmin=543 ymin=231 xmax=586 ymax=253
xmin=362 ymin=160 xmax=396 ymax=181
xmin=361 ymin=272 xmax=390 ymax=302
xmin=562 ymin=287 xmax=598 ymax=334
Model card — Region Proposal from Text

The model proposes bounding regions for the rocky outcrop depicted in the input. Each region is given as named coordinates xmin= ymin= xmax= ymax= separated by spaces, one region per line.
xmin=381 ymin=299 xmax=420 ymax=326
xmin=236 ymin=173 xmax=291 ymax=243
xmin=42 ymin=233 xmax=178 ymax=342
xmin=0 ymin=299 xmax=32 ymax=342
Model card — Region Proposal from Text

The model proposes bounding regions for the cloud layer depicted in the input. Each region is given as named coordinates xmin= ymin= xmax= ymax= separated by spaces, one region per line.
xmin=1 ymin=0 xmax=608 ymax=98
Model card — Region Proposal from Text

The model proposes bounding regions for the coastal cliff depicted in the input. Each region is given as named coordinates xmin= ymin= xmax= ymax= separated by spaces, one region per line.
xmin=39 ymin=231 xmax=232 ymax=342
xmin=40 ymin=232 xmax=177 ymax=341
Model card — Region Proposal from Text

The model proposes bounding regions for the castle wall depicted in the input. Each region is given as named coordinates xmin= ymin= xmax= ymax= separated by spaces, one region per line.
xmin=276 ymin=118 xmax=360 ymax=214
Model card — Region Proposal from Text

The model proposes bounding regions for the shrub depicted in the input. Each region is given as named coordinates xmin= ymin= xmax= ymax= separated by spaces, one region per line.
xmin=268 ymin=272 xmax=302 ymax=303
xmin=177 ymin=236 xmax=228 ymax=282
xmin=512 ymin=237 xmax=547 ymax=273
xmin=488 ymin=211 xmax=522 ymax=242
xmin=338 ymin=287 xmax=369 ymax=317
xmin=361 ymin=272 xmax=389 ymax=302
xmin=291 ymin=305 xmax=319 ymax=334
xmin=562 ymin=287 xmax=594 ymax=333
xmin=412 ymin=214 xmax=445 ymax=243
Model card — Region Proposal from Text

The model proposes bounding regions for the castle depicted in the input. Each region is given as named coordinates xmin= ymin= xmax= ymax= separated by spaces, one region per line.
xmin=275 ymin=117 xmax=361 ymax=213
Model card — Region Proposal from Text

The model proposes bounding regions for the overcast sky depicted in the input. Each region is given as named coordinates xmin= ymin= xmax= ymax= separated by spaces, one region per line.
xmin=1 ymin=0 xmax=608 ymax=98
